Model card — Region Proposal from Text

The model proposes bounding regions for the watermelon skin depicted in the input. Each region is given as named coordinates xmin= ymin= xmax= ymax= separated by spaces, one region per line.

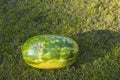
xmin=22 ymin=35 xmax=79 ymax=69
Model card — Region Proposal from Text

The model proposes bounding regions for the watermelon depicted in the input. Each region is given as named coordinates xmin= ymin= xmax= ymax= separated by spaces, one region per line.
xmin=22 ymin=35 xmax=79 ymax=69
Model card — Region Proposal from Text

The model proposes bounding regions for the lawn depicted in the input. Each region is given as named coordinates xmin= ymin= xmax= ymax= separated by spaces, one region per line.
xmin=0 ymin=0 xmax=120 ymax=80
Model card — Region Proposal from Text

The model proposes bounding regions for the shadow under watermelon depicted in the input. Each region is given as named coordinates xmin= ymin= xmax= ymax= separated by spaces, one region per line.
xmin=71 ymin=30 xmax=120 ymax=68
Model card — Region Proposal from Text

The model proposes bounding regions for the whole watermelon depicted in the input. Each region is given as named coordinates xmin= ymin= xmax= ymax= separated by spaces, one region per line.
xmin=22 ymin=35 xmax=79 ymax=69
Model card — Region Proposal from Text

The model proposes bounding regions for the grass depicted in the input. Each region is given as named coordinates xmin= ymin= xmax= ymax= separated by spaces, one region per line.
xmin=0 ymin=0 xmax=120 ymax=80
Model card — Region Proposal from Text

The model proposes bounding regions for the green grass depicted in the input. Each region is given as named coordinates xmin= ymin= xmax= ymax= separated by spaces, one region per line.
xmin=0 ymin=0 xmax=120 ymax=80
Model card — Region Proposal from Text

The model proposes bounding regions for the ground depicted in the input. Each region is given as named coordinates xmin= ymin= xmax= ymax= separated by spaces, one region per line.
xmin=0 ymin=0 xmax=120 ymax=80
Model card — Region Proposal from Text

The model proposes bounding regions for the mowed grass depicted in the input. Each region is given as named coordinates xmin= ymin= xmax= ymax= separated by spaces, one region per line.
xmin=0 ymin=0 xmax=120 ymax=80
